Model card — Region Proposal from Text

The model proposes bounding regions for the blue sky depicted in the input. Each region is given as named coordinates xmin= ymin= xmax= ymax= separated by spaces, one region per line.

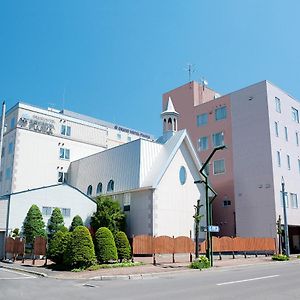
xmin=1 ymin=0 xmax=300 ymax=137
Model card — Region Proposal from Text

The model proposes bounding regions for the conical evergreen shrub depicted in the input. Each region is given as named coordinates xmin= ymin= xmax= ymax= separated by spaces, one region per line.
xmin=48 ymin=207 xmax=64 ymax=239
xmin=115 ymin=231 xmax=131 ymax=262
xmin=69 ymin=215 xmax=83 ymax=231
xmin=95 ymin=227 xmax=117 ymax=263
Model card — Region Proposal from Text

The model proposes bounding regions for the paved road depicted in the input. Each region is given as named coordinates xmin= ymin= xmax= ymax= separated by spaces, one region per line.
xmin=1 ymin=261 xmax=300 ymax=299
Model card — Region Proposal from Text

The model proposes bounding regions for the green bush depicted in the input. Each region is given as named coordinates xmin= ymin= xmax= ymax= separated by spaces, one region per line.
xmin=272 ymin=254 xmax=290 ymax=261
xmin=115 ymin=231 xmax=131 ymax=262
xmin=297 ymin=255 xmax=300 ymax=259
xmin=65 ymin=226 xmax=96 ymax=268
xmin=23 ymin=205 xmax=46 ymax=245
xmin=70 ymin=215 xmax=84 ymax=231
xmin=95 ymin=227 xmax=118 ymax=263
xmin=47 ymin=230 xmax=70 ymax=264
xmin=190 ymin=256 xmax=210 ymax=269
xmin=48 ymin=208 xmax=64 ymax=239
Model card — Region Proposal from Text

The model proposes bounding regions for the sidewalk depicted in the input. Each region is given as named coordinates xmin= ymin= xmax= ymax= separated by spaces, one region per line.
xmin=0 ymin=254 xmax=295 ymax=280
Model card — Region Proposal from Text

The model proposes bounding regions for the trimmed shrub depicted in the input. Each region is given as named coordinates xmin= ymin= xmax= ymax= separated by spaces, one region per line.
xmin=115 ymin=231 xmax=131 ymax=262
xmin=48 ymin=208 xmax=64 ymax=239
xmin=23 ymin=205 xmax=46 ymax=245
xmin=65 ymin=226 xmax=96 ymax=268
xmin=95 ymin=227 xmax=118 ymax=263
xmin=272 ymin=254 xmax=289 ymax=261
xmin=47 ymin=230 xmax=70 ymax=264
xmin=190 ymin=256 xmax=210 ymax=269
xmin=70 ymin=215 xmax=84 ymax=232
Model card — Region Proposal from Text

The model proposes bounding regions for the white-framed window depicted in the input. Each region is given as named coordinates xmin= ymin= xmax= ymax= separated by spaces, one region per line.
xmin=284 ymin=126 xmax=288 ymax=141
xmin=8 ymin=142 xmax=13 ymax=154
xmin=213 ymin=159 xmax=225 ymax=174
xmin=196 ymin=113 xmax=208 ymax=127
xmin=42 ymin=206 xmax=52 ymax=216
xmin=212 ymin=132 xmax=224 ymax=147
xmin=59 ymin=148 xmax=70 ymax=160
xmin=96 ymin=182 xmax=102 ymax=194
xmin=58 ymin=172 xmax=68 ymax=183
xmin=127 ymin=136 xmax=132 ymax=142
xmin=292 ymin=107 xmax=299 ymax=123
xmin=280 ymin=191 xmax=289 ymax=208
xmin=107 ymin=179 xmax=114 ymax=192
xmin=61 ymin=208 xmax=71 ymax=217
xmin=198 ymin=136 xmax=208 ymax=151
xmin=274 ymin=122 xmax=279 ymax=137
xmin=290 ymin=193 xmax=298 ymax=209
xmin=275 ymin=97 xmax=281 ymax=113
xmin=10 ymin=117 xmax=15 ymax=129
xmin=223 ymin=200 xmax=231 ymax=207
xmin=117 ymin=133 xmax=121 ymax=140
xmin=287 ymin=154 xmax=291 ymax=170
xmin=123 ymin=193 xmax=131 ymax=211
xmin=61 ymin=125 xmax=71 ymax=136
xmin=5 ymin=167 xmax=11 ymax=180
xmin=87 ymin=185 xmax=93 ymax=196
xmin=215 ymin=106 xmax=227 ymax=121
xmin=277 ymin=151 xmax=281 ymax=167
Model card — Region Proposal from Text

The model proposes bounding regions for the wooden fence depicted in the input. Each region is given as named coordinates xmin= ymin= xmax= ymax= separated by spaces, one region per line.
xmin=133 ymin=235 xmax=276 ymax=263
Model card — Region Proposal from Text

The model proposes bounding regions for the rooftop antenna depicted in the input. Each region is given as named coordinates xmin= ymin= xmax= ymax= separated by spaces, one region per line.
xmin=62 ymin=87 xmax=66 ymax=111
xmin=201 ymin=76 xmax=208 ymax=91
xmin=184 ymin=63 xmax=196 ymax=82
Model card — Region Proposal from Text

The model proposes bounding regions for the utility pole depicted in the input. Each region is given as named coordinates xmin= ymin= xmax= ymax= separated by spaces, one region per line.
xmin=281 ymin=177 xmax=290 ymax=256
xmin=194 ymin=199 xmax=203 ymax=258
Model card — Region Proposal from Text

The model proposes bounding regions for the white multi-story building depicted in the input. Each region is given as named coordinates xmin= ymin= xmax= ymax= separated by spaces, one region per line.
xmin=0 ymin=102 xmax=154 ymax=195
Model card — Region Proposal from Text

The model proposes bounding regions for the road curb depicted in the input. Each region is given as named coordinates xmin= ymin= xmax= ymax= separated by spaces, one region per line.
xmin=0 ymin=263 xmax=48 ymax=278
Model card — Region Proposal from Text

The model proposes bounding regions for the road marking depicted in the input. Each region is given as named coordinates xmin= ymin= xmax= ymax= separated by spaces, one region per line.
xmin=0 ymin=268 xmax=36 ymax=279
xmin=217 ymin=275 xmax=280 ymax=286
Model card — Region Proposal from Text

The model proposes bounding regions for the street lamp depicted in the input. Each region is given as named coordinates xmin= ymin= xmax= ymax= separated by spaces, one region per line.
xmin=281 ymin=176 xmax=290 ymax=257
xmin=195 ymin=144 xmax=227 ymax=266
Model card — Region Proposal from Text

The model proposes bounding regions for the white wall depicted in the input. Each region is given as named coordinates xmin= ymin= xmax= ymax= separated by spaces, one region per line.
xmin=154 ymin=141 xmax=205 ymax=238
xmin=6 ymin=184 xmax=96 ymax=234
xmin=231 ymin=81 xmax=277 ymax=238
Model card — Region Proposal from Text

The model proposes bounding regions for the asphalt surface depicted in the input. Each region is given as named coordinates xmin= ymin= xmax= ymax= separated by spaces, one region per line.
xmin=1 ymin=261 xmax=300 ymax=300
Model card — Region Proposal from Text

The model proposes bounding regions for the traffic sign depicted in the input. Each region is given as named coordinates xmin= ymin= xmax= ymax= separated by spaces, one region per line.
xmin=200 ymin=225 xmax=220 ymax=232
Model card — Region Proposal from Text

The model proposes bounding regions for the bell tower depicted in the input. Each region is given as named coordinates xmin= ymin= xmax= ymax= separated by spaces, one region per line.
xmin=160 ymin=97 xmax=179 ymax=140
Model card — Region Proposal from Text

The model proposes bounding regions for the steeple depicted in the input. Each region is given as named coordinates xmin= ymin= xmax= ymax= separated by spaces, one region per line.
xmin=161 ymin=97 xmax=179 ymax=136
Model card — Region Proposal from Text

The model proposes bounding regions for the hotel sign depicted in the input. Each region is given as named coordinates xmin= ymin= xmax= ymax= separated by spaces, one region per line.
xmin=114 ymin=125 xmax=151 ymax=139
xmin=18 ymin=114 xmax=55 ymax=135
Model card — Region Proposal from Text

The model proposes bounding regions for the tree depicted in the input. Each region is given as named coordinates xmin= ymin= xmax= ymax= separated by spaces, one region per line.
xmin=64 ymin=226 xmax=96 ymax=268
xmin=48 ymin=208 xmax=64 ymax=239
xmin=95 ymin=227 xmax=117 ymax=263
xmin=23 ymin=205 xmax=46 ymax=245
xmin=47 ymin=230 xmax=70 ymax=265
xmin=90 ymin=196 xmax=125 ymax=236
xmin=70 ymin=215 xmax=84 ymax=231
xmin=115 ymin=231 xmax=131 ymax=262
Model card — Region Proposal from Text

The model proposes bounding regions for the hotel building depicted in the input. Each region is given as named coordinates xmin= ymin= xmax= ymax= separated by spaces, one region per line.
xmin=163 ymin=80 xmax=300 ymax=251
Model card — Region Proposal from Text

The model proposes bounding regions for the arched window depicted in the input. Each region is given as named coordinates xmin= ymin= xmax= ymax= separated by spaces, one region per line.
xmin=96 ymin=182 xmax=102 ymax=195
xmin=107 ymin=180 xmax=114 ymax=192
xmin=87 ymin=185 xmax=93 ymax=196
xmin=168 ymin=118 xmax=172 ymax=130
xmin=173 ymin=118 xmax=177 ymax=131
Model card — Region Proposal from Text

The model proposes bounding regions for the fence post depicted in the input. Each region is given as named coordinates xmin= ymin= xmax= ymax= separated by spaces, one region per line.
xmin=189 ymin=230 xmax=193 ymax=262
xmin=131 ymin=235 xmax=135 ymax=263
xmin=232 ymin=236 xmax=235 ymax=259
xmin=172 ymin=236 xmax=175 ymax=263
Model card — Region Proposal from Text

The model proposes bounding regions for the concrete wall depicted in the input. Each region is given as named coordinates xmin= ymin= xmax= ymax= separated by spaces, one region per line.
xmin=231 ymin=81 xmax=277 ymax=238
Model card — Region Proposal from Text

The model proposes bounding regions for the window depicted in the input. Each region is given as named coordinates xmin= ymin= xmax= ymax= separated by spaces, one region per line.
xmin=8 ymin=142 xmax=13 ymax=154
xmin=61 ymin=125 xmax=71 ymax=136
xmin=59 ymin=148 xmax=70 ymax=160
xmin=275 ymin=122 xmax=279 ymax=137
xmin=196 ymin=113 xmax=208 ymax=127
xmin=61 ymin=208 xmax=71 ymax=217
xmin=280 ymin=191 xmax=288 ymax=208
xmin=87 ymin=185 xmax=93 ymax=196
xmin=292 ymin=107 xmax=299 ymax=123
xmin=127 ymin=136 xmax=132 ymax=142
xmin=117 ymin=133 xmax=121 ymax=140
xmin=58 ymin=172 xmax=68 ymax=183
xmin=287 ymin=155 xmax=291 ymax=170
xmin=198 ymin=136 xmax=208 ymax=151
xmin=212 ymin=132 xmax=224 ymax=147
xmin=96 ymin=182 xmax=102 ymax=194
xmin=215 ymin=106 xmax=227 ymax=121
xmin=284 ymin=126 xmax=288 ymax=141
xmin=10 ymin=117 xmax=15 ymax=129
xmin=123 ymin=193 xmax=131 ymax=211
xmin=179 ymin=166 xmax=187 ymax=185
xmin=5 ymin=167 xmax=11 ymax=180
xmin=213 ymin=159 xmax=225 ymax=174
xmin=296 ymin=132 xmax=299 ymax=146
xmin=275 ymin=97 xmax=281 ymax=113
xmin=277 ymin=151 xmax=281 ymax=167
xmin=290 ymin=193 xmax=298 ymax=209
xmin=223 ymin=200 xmax=231 ymax=207
xmin=107 ymin=180 xmax=114 ymax=192
xmin=42 ymin=206 xmax=52 ymax=216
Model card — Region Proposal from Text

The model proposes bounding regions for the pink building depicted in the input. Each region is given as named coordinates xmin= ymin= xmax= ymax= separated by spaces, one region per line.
xmin=163 ymin=81 xmax=300 ymax=252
